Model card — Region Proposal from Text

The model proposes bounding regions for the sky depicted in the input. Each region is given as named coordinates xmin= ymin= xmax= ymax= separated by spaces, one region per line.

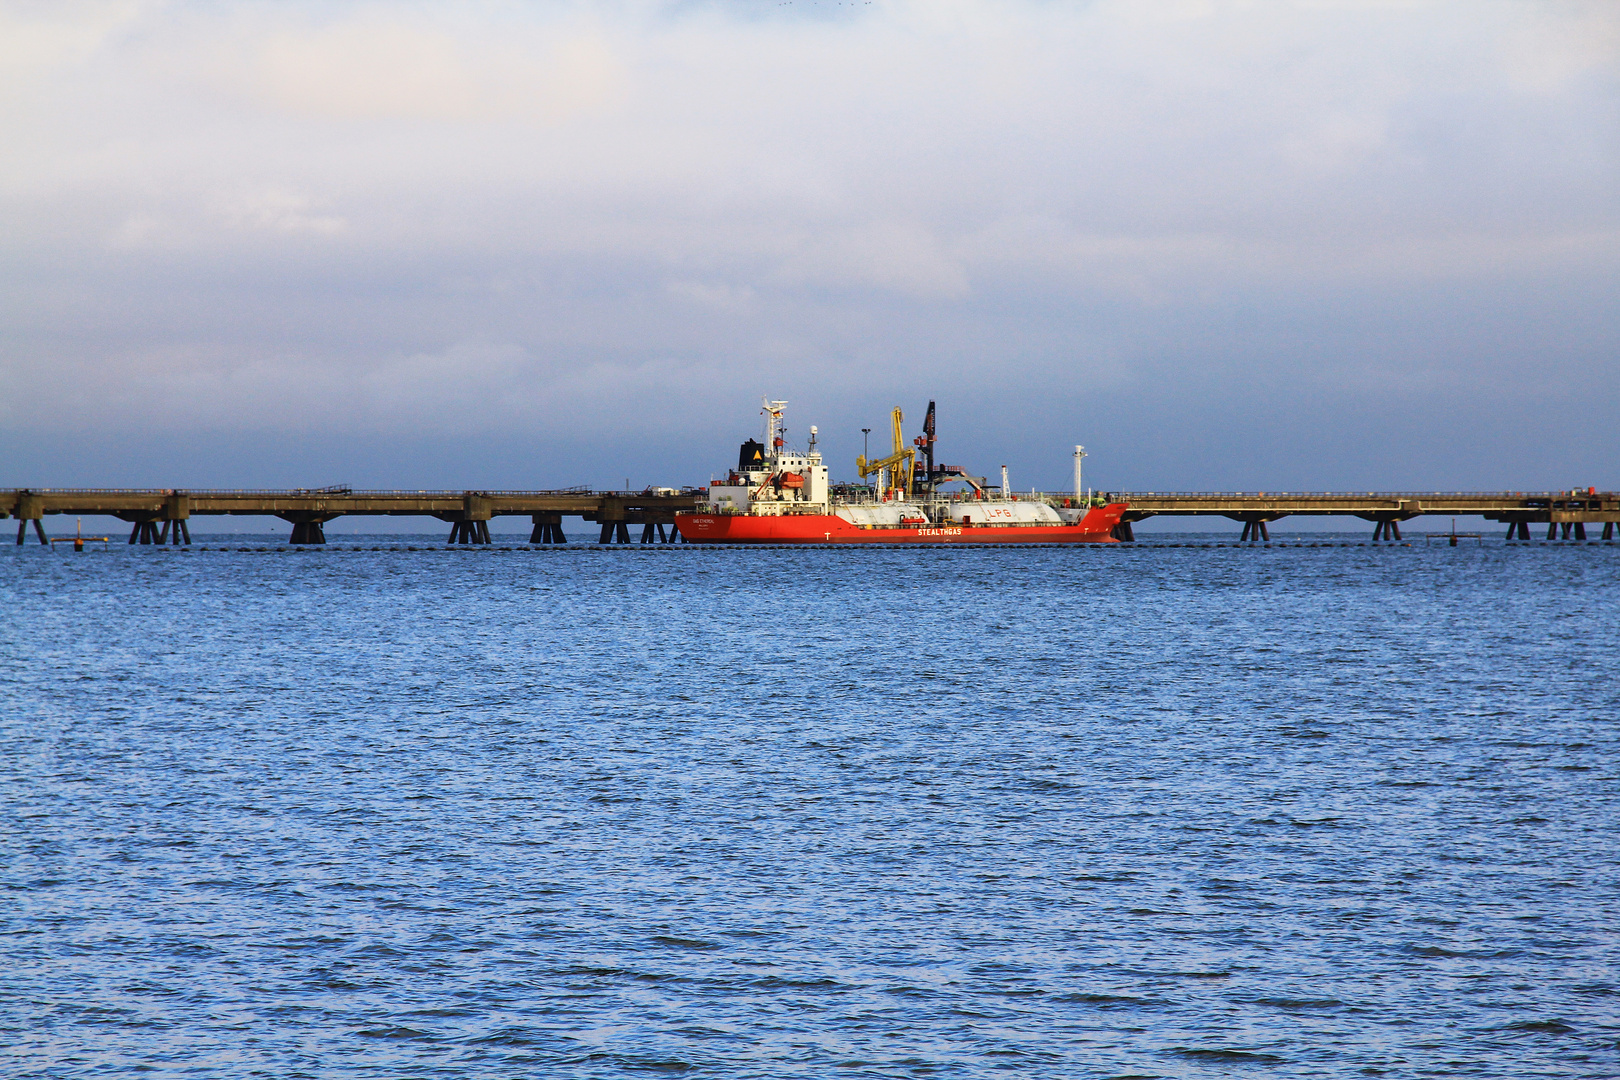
xmin=2 ymin=0 xmax=1617 ymax=499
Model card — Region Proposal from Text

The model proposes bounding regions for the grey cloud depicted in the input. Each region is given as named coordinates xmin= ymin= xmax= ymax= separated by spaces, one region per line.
xmin=1 ymin=0 xmax=1616 ymax=491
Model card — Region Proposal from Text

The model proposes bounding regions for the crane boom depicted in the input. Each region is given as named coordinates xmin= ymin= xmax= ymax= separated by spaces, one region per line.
xmin=854 ymin=406 xmax=916 ymax=498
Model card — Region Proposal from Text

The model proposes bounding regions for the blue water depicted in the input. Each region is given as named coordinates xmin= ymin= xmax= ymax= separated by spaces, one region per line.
xmin=4 ymin=535 xmax=1618 ymax=1078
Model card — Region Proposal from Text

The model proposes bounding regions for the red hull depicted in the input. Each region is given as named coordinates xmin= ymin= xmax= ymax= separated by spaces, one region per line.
xmin=676 ymin=504 xmax=1126 ymax=544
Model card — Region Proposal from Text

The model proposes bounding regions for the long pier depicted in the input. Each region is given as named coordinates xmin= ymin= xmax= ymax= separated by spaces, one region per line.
xmin=1102 ymin=490 xmax=1620 ymax=542
xmin=3 ymin=487 xmax=1616 ymax=545
xmin=1 ymin=488 xmax=702 ymax=546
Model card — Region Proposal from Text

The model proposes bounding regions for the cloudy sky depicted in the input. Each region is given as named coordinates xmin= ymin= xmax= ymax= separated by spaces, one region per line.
xmin=2 ymin=0 xmax=1617 ymax=494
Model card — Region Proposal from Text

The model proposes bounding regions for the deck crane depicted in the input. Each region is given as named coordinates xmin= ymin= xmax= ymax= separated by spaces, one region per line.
xmin=855 ymin=406 xmax=916 ymax=499
xmin=913 ymin=400 xmax=936 ymax=493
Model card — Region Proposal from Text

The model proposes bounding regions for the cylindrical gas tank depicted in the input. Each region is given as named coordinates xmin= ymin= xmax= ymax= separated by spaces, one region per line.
xmin=945 ymin=501 xmax=1060 ymax=525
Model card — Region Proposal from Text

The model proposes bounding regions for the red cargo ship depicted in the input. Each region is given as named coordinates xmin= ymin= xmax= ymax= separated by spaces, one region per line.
xmin=675 ymin=399 xmax=1125 ymax=545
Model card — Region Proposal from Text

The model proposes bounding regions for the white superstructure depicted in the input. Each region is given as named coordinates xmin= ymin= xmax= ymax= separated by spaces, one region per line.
xmin=705 ymin=397 xmax=831 ymax=516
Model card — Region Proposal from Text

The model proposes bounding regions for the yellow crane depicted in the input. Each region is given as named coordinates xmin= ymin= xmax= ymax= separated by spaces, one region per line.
xmin=855 ymin=406 xmax=916 ymax=499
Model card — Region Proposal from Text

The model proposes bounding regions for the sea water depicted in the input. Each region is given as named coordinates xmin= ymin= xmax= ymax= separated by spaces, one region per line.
xmin=2 ymin=536 xmax=1617 ymax=1078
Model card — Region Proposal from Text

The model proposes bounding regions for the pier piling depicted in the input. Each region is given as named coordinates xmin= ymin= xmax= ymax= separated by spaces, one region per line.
xmin=1233 ymin=514 xmax=1281 ymax=542
xmin=447 ymin=521 xmax=491 ymax=544
xmin=529 ymin=514 xmax=566 ymax=544
xmin=289 ymin=521 xmax=326 ymax=544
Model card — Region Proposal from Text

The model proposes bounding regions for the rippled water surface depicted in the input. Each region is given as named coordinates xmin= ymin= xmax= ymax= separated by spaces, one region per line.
xmin=3 ymin=535 xmax=1618 ymax=1078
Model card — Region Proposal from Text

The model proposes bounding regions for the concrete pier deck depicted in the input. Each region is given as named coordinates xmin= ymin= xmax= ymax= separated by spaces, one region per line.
xmin=2 ymin=488 xmax=702 ymax=545
xmin=1100 ymin=490 xmax=1620 ymax=541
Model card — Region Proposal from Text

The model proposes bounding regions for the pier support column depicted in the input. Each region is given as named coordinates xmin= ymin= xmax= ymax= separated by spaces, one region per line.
xmin=1230 ymin=513 xmax=1284 ymax=542
xmin=598 ymin=522 xmax=614 ymax=544
xmin=1111 ymin=520 xmax=1135 ymax=542
xmin=162 ymin=494 xmax=191 ymax=545
xmin=1575 ymin=523 xmax=1588 ymax=541
xmin=1604 ymin=523 xmax=1614 ymax=541
xmin=1236 ymin=518 xmax=1271 ymax=541
xmin=1371 ymin=518 xmax=1404 ymax=541
xmin=640 ymin=522 xmax=656 ymax=543
xmin=448 ymin=520 xmax=491 ymax=544
xmin=529 ymin=514 xmax=565 ymax=544
xmin=1548 ymin=522 xmax=1558 ymax=541
xmin=616 ymin=522 xmax=631 ymax=544
xmin=290 ymin=521 xmax=326 ymax=544
xmin=118 ymin=510 xmax=179 ymax=545
xmin=172 ymin=520 xmax=191 ymax=545
xmin=445 ymin=493 xmax=494 ymax=545
xmin=1518 ymin=521 xmax=1532 ymax=541
xmin=278 ymin=512 xmax=339 ymax=545
xmin=665 ymin=523 xmax=681 ymax=543
xmin=277 ymin=514 xmax=340 ymax=550
xmin=130 ymin=519 xmax=180 ymax=544
xmin=14 ymin=494 xmax=45 ymax=545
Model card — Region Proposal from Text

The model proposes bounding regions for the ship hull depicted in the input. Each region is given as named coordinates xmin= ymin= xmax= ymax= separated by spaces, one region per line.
xmin=675 ymin=504 xmax=1126 ymax=544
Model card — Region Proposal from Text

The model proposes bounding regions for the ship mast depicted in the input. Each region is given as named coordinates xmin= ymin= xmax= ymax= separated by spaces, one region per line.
xmin=761 ymin=398 xmax=788 ymax=466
